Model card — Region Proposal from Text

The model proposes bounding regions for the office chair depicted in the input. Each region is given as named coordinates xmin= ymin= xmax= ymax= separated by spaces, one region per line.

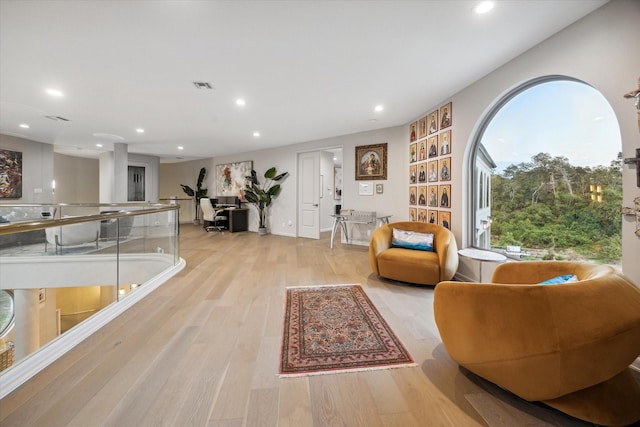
xmin=200 ymin=198 xmax=227 ymax=233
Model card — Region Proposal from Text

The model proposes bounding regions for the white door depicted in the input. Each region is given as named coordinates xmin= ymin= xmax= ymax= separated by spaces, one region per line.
xmin=298 ymin=151 xmax=320 ymax=239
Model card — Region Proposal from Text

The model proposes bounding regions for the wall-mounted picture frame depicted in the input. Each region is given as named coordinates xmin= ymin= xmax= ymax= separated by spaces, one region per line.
xmin=409 ymin=122 xmax=417 ymax=142
xmin=358 ymin=182 xmax=374 ymax=196
xmin=417 ymin=163 xmax=426 ymax=183
xmin=334 ymin=167 xmax=342 ymax=200
xmin=428 ymin=110 xmax=439 ymax=135
xmin=418 ymin=186 xmax=427 ymax=206
xmin=376 ymin=183 xmax=384 ymax=194
xmin=418 ymin=140 xmax=427 ymax=161
xmin=439 ymin=184 xmax=451 ymax=208
xmin=418 ymin=116 xmax=427 ymax=139
xmin=439 ymin=210 xmax=451 ymax=230
xmin=409 ymin=164 xmax=417 ymax=184
xmin=409 ymin=207 xmax=417 ymax=222
xmin=355 ymin=143 xmax=387 ymax=180
xmin=216 ymin=160 xmax=253 ymax=201
xmin=439 ymin=130 xmax=451 ymax=156
xmin=409 ymin=186 xmax=417 ymax=205
xmin=439 ymin=157 xmax=451 ymax=181
xmin=428 ymin=160 xmax=438 ymax=182
xmin=418 ymin=208 xmax=427 ymax=223
xmin=428 ymin=136 xmax=438 ymax=158
xmin=428 ymin=209 xmax=438 ymax=224
xmin=409 ymin=143 xmax=417 ymax=163
xmin=440 ymin=102 xmax=452 ymax=129
xmin=38 ymin=288 xmax=46 ymax=303
xmin=428 ymin=185 xmax=438 ymax=207
xmin=0 ymin=149 xmax=23 ymax=199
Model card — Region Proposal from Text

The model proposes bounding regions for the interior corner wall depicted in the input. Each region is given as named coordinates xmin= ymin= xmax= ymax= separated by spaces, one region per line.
xmin=159 ymin=158 xmax=212 ymax=223
xmin=406 ymin=0 xmax=639 ymax=284
xmin=0 ymin=134 xmax=54 ymax=204
xmin=53 ymin=153 xmax=99 ymax=204
xmin=99 ymin=152 xmax=114 ymax=204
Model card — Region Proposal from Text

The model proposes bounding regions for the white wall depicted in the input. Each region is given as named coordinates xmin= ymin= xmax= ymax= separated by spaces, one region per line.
xmin=406 ymin=0 xmax=640 ymax=283
xmin=320 ymin=151 xmax=335 ymax=231
xmin=0 ymin=134 xmax=54 ymax=204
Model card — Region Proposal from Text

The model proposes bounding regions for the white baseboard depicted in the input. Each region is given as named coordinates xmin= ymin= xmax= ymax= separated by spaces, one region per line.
xmin=0 ymin=258 xmax=186 ymax=399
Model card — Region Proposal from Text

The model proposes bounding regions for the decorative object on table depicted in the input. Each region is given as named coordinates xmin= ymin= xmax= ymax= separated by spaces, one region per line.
xmin=216 ymin=160 xmax=253 ymax=200
xmin=0 ymin=149 xmax=22 ymax=199
xmin=180 ymin=167 xmax=208 ymax=224
xmin=244 ymin=166 xmax=289 ymax=235
xmin=279 ymin=284 xmax=415 ymax=376
xmin=355 ymin=143 xmax=387 ymax=180
xmin=434 ymin=261 xmax=640 ymax=427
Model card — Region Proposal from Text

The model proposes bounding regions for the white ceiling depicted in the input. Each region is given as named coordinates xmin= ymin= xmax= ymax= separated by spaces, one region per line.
xmin=0 ymin=0 xmax=607 ymax=163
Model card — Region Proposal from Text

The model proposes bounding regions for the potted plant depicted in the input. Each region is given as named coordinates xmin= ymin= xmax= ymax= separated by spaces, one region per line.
xmin=245 ymin=166 xmax=289 ymax=235
xmin=180 ymin=167 xmax=208 ymax=224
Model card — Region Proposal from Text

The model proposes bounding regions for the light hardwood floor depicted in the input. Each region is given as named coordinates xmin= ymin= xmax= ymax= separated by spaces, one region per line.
xmin=0 ymin=225 xmax=621 ymax=426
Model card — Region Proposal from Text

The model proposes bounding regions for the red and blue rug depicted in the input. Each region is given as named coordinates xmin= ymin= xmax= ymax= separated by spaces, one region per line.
xmin=279 ymin=284 xmax=415 ymax=376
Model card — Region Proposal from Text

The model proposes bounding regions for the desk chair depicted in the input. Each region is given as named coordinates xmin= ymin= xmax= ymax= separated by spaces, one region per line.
xmin=200 ymin=198 xmax=227 ymax=233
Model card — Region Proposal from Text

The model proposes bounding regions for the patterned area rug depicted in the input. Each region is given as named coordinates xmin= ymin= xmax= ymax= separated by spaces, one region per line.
xmin=279 ymin=284 xmax=415 ymax=376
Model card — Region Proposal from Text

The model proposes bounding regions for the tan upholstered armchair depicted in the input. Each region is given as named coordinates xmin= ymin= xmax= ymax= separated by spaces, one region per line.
xmin=369 ymin=222 xmax=458 ymax=285
xmin=434 ymin=261 xmax=640 ymax=427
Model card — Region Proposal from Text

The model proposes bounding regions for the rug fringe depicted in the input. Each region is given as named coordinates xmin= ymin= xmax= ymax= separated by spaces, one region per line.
xmin=284 ymin=283 xmax=359 ymax=290
xmin=278 ymin=362 xmax=418 ymax=378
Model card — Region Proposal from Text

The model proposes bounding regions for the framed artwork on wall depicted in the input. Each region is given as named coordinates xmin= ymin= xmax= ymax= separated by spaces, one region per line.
xmin=409 ymin=143 xmax=417 ymax=163
xmin=410 ymin=164 xmax=417 ymax=184
xmin=418 ymin=186 xmax=427 ymax=206
xmin=428 ymin=110 xmax=439 ymax=135
xmin=375 ymin=183 xmax=384 ymax=194
xmin=428 ymin=160 xmax=438 ymax=182
xmin=428 ymin=185 xmax=438 ymax=207
xmin=409 ymin=122 xmax=417 ymax=142
xmin=216 ymin=160 xmax=253 ymax=201
xmin=428 ymin=209 xmax=438 ymax=224
xmin=439 ymin=157 xmax=451 ymax=181
xmin=418 ymin=208 xmax=427 ymax=223
xmin=418 ymin=116 xmax=427 ymax=139
xmin=358 ymin=182 xmax=374 ymax=196
xmin=409 ymin=186 xmax=417 ymax=205
xmin=0 ymin=149 xmax=22 ymax=199
xmin=439 ymin=184 xmax=451 ymax=208
xmin=418 ymin=140 xmax=427 ymax=161
xmin=428 ymin=136 xmax=438 ymax=158
xmin=409 ymin=207 xmax=417 ymax=222
xmin=439 ymin=211 xmax=451 ymax=230
xmin=439 ymin=130 xmax=451 ymax=156
xmin=355 ymin=143 xmax=387 ymax=180
xmin=440 ymin=102 xmax=452 ymax=129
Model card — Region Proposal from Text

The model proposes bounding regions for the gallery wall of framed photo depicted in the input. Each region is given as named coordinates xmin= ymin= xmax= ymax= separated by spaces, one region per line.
xmin=408 ymin=102 xmax=452 ymax=230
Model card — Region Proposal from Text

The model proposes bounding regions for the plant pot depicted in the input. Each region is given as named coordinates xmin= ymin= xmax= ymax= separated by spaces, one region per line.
xmin=258 ymin=227 xmax=268 ymax=235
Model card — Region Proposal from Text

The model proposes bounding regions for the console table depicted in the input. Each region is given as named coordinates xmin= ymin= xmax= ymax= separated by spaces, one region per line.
xmin=330 ymin=212 xmax=392 ymax=248
xmin=458 ymin=248 xmax=507 ymax=282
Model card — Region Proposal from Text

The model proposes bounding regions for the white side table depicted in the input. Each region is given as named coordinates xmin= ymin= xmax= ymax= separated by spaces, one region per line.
xmin=458 ymin=248 xmax=507 ymax=282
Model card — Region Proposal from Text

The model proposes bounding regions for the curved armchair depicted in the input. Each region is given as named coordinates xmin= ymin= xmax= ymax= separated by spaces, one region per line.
xmin=369 ymin=222 xmax=458 ymax=285
xmin=434 ymin=261 xmax=640 ymax=426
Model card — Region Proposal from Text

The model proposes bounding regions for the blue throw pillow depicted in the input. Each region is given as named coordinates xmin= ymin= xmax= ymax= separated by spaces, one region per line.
xmin=538 ymin=274 xmax=578 ymax=285
xmin=391 ymin=229 xmax=434 ymax=251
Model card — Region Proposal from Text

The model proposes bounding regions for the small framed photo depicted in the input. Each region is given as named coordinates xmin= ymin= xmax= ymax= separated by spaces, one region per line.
xmin=417 ymin=163 xmax=426 ymax=183
xmin=439 ymin=184 xmax=451 ymax=208
xmin=428 ymin=160 xmax=438 ymax=182
xmin=38 ymin=288 xmax=46 ymax=303
xmin=418 ymin=186 xmax=427 ymax=206
xmin=417 ymin=208 xmax=428 ymax=223
xmin=355 ymin=143 xmax=387 ymax=180
xmin=428 ymin=209 xmax=438 ymax=224
xmin=375 ymin=183 xmax=384 ymax=194
xmin=440 ymin=102 xmax=452 ymax=129
xmin=418 ymin=140 xmax=427 ymax=161
xmin=409 ymin=186 xmax=417 ymax=205
xmin=439 ymin=210 xmax=451 ymax=230
xmin=439 ymin=157 xmax=451 ymax=181
xmin=428 ymin=110 xmax=439 ymax=135
xmin=428 ymin=136 xmax=438 ymax=158
xmin=418 ymin=116 xmax=427 ymax=139
xmin=409 ymin=143 xmax=417 ymax=163
xmin=409 ymin=164 xmax=417 ymax=184
xmin=358 ymin=182 xmax=374 ymax=196
xmin=409 ymin=122 xmax=418 ymax=142
xmin=409 ymin=207 xmax=417 ymax=222
xmin=428 ymin=185 xmax=438 ymax=207
xmin=439 ymin=130 xmax=451 ymax=156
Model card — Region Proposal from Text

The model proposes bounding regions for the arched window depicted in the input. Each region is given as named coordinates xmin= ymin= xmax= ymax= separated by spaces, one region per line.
xmin=0 ymin=290 xmax=14 ymax=339
xmin=471 ymin=77 xmax=622 ymax=265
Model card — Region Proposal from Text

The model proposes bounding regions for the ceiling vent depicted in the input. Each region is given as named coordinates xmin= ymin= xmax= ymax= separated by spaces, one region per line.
xmin=45 ymin=115 xmax=70 ymax=122
xmin=193 ymin=81 xmax=213 ymax=89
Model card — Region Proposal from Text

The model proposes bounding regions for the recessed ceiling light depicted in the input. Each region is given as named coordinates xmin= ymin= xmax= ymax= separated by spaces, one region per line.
xmin=177 ymin=146 xmax=184 ymax=150
xmin=236 ymin=98 xmax=246 ymax=106
xmin=19 ymin=123 xmax=30 ymax=129
xmin=374 ymin=105 xmax=384 ymax=112
xmin=136 ymin=128 xmax=145 ymax=133
xmin=96 ymin=143 xmax=103 ymax=148
xmin=474 ymin=1 xmax=494 ymax=14
xmin=253 ymin=131 xmax=260 ymax=137
xmin=45 ymin=88 xmax=64 ymax=97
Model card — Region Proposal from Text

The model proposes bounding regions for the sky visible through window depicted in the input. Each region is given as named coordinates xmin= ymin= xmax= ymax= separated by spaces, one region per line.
xmin=481 ymin=80 xmax=621 ymax=172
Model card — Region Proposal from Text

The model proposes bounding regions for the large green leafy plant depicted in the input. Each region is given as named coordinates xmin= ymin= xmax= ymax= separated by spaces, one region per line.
xmin=180 ymin=167 xmax=208 ymax=222
xmin=245 ymin=167 xmax=289 ymax=230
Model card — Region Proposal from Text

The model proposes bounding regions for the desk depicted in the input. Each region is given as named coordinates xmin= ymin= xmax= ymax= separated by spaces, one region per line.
xmin=458 ymin=248 xmax=507 ymax=282
xmin=330 ymin=214 xmax=391 ymax=248
xmin=222 ymin=208 xmax=248 ymax=233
